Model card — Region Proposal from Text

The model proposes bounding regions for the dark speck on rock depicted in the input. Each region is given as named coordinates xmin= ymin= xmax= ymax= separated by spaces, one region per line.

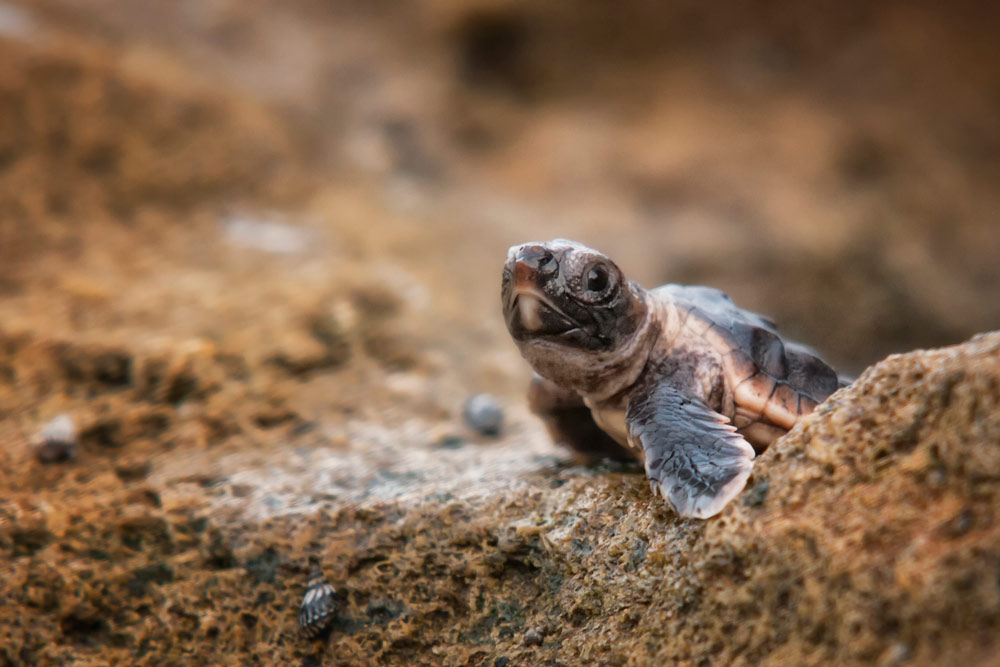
xmin=463 ymin=393 xmax=504 ymax=436
xmin=245 ymin=548 xmax=281 ymax=584
xmin=524 ymin=627 xmax=544 ymax=646
xmin=941 ymin=509 xmax=974 ymax=538
xmin=494 ymin=657 xmax=509 ymax=667
xmin=744 ymin=477 xmax=769 ymax=507
xmin=115 ymin=457 xmax=152 ymax=482
xmin=627 ymin=539 xmax=648 ymax=570
xmin=366 ymin=599 xmax=404 ymax=625
xmin=437 ymin=435 xmax=464 ymax=449
xmin=127 ymin=562 xmax=174 ymax=596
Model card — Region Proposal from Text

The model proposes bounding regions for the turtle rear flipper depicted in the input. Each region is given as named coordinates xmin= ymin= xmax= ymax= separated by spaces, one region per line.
xmin=627 ymin=382 xmax=755 ymax=519
xmin=528 ymin=374 xmax=633 ymax=463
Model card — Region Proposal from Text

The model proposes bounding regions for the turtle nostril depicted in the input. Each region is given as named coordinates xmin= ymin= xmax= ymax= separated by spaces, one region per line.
xmin=517 ymin=245 xmax=556 ymax=272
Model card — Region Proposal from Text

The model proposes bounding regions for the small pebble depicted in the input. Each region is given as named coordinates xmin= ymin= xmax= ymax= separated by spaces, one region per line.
xmin=34 ymin=414 xmax=78 ymax=463
xmin=878 ymin=642 xmax=911 ymax=666
xmin=462 ymin=393 xmax=504 ymax=436
xmin=299 ymin=568 xmax=337 ymax=639
xmin=524 ymin=627 xmax=544 ymax=647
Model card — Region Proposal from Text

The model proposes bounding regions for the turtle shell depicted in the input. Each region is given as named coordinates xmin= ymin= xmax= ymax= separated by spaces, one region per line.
xmin=653 ymin=284 xmax=842 ymax=430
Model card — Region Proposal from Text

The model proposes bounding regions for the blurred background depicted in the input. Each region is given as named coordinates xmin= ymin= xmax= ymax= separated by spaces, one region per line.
xmin=1 ymin=2 xmax=999 ymax=661
xmin=1 ymin=0 xmax=999 ymax=381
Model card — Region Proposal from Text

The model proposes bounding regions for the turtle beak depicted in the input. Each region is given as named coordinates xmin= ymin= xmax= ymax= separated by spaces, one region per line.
xmin=503 ymin=243 xmax=560 ymax=316
xmin=502 ymin=244 xmax=580 ymax=338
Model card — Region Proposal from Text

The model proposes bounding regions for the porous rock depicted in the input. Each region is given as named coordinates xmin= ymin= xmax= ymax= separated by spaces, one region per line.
xmin=2 ymin=334 xmax=997 ymax=665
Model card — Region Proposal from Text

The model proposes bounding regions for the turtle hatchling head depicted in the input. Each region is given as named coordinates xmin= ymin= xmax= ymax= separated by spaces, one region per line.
xmin=502 ymin=240 xmax=650 ymax=390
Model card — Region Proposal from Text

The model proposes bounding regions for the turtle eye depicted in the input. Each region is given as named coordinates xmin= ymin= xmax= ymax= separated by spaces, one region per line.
xmin=586 ymin=265 xmax=609 ymax=293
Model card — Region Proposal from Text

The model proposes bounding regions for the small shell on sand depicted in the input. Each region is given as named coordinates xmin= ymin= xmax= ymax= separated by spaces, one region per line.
xmin=34 ymin=414 xmax=78 ymax=463
xmin=298 ymin=569 xmax=337 ymax=638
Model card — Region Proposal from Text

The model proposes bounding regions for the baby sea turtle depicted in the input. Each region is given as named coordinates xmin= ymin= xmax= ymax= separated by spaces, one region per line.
xmin=502 ymin=240 xmax=846 ymax=519
xmin=298 ymin=568 xmax=337 ymax=638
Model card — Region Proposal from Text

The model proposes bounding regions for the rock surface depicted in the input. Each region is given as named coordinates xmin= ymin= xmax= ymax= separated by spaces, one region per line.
xmin=2 ymin=327 xmax=998 ymax=665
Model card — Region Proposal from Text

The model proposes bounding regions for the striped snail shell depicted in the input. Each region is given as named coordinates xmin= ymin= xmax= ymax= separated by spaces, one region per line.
xmin=298 ymin=568 xmax=337 ymax=638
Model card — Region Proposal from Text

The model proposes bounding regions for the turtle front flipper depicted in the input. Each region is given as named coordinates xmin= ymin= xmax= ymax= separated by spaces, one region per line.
xmin=529 ymin=375 xmax=633 ymax=463
xmin=626 ymin=382 xmax=755 ymax=519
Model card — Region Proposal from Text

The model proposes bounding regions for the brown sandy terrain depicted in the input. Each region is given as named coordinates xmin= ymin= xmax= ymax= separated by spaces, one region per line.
xmin=1 ymin=1 xmax=998 ymax=665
